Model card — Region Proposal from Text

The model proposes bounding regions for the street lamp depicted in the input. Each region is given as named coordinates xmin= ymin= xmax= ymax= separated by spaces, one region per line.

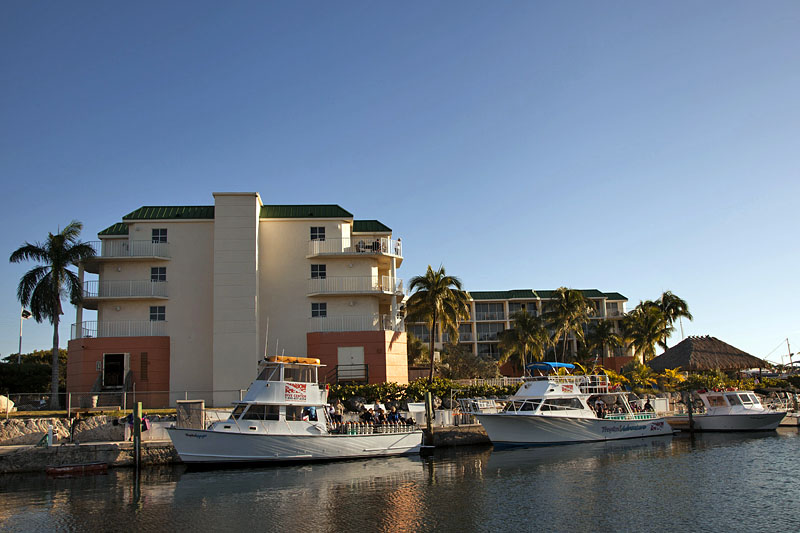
xmin=18 ymin=308 xmax=31 ymax=364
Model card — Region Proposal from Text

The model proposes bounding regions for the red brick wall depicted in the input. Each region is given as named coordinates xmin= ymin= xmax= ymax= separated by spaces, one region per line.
xmin=307 ymin=331 xmax=409 ymax=384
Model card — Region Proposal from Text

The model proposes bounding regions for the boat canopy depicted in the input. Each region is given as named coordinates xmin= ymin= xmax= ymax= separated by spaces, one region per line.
xmin=526 ymin=362 xmax=575 ymax=372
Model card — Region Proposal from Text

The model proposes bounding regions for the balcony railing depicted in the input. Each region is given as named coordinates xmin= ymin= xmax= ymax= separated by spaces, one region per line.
xmin=307 ymin=237 xmax=402 ymax=258
xmin=71 ymin=320 xmax=168 ymax=339
xmin=308 ymin=276 xmax=403 ymax=295
xmin=605 ymin=309 xmax=624 ymax=317
xmin=83 ymin=280 xmax=168 ymax=299
xmin=308 ymin=314 xmax=404 ymax=333
xmin=88 ymin=240 xmax=170 ymax=259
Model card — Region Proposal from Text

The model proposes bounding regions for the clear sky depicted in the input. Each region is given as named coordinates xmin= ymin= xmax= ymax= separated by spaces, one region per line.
xmin=1 ymin=2 xmax=798 ymax=365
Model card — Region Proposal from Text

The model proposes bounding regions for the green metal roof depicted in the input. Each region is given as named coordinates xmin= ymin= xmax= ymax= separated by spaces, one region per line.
xmin=603 ymin=292 xmax=628 ymax=301
xmin=470 ymin=289 xmax=623 ymax=301
xmin=353 ymin=220 xmax=392 ymax=233
xmin=98 ymin=222 xmax=129 ymax=236
xmin=260 ymin=205 xmax=353 ymax=219
xmin=122 ymin=206 xmax=215 ymax=220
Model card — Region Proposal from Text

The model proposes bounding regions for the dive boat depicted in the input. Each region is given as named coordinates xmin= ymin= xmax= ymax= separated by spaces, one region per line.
xmin=469 ymin=362 xmax=674 ymax=446
xmin=667 ymin=389 xmax=786 ymax=432
xmin=167 ymin=356 xmax=422 ymax=464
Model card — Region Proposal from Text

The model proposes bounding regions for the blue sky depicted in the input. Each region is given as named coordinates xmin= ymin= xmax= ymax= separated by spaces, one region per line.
xmin=1 ymin=2 xmax=798 ymax=364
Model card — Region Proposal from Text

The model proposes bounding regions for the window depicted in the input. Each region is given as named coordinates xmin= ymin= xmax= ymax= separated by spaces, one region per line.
xmin=152 ymin=229 xmax=167 ymax=243
xmin=726 ymin=394 xmax=742 ymax=406
xmin=151 ymin=267 xmax=166 ymax=282
xmin=477 ymin=323 xmax=504 ymax=341
xmin=284 ymin=364 xmax=316 ymax=383
xmin=407 ymin=324 xmax=430 ymax=343
xmin=230 ymin=405 xmax=247 ymax=419
xmin=149 ymin=306 xmax=166 ymax=321
xmin=311 ymin=303 xmax=327 ymax=317
xmin=310 ymin=227 xmax=325 ymax=241
xmin=311 ymin=264 xmax=326 ymax=279
xmin=477 ymin=343 xmax=500 ymax=357
xmin=241 ymin=405 xmax=280 ymax=421
xmin=475 ymin=302 xmax=504 ymax=321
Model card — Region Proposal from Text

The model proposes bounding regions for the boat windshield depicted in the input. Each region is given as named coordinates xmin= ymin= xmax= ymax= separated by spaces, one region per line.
xmin=256 ymin=364 xmax=281 ymax=381
xmin=726 ymin=394 xmax=742 ymax=406
xmin=738 ymin=394 xmax=754 ymax=405
xmin=241 ymin=405 xmax=280 ymax=421
xmin=230 ymin=405 xmax=247 ymax=419
xmin=504 ymin=400 xmax=541 ymax=412
xmin=284 ymin=364 xmax=317 ymax=383
xmin=540 ymin=398 xmax=584 ymax=411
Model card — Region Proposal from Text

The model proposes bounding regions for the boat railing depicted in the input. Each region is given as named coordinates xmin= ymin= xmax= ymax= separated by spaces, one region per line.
xmin=604 ymin=412 xmax=660 ymax=421
xmin=525 ymin=374 xmax=611 ymax=394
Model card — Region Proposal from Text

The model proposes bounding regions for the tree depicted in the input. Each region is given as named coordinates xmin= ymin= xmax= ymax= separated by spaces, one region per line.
xmin=405 ymin=265 xmax=471 ymax=382
xmin=498 ymin=310 xmax=551 ymax=374
xmin=440 ymin=343 xmax=498 ymax=380
xmin=10 ymin=221 xmax=95 ymax=408
xmin=585 ymin=319 xmax=624 ymax=367
xmin=623 ymin=303 xmax=674 ymax=363
xmin=659 ymin=367 xmax=686 ymax=392
xmin=406 ymin=332 xmax=429 ymax=366
xmin=656 ymin=291 xmax=693 ymax=349
xmin=543 ymin=287 xmax=594 ymax=362
xmin=623 ymin=361 xmax=659 ymax=390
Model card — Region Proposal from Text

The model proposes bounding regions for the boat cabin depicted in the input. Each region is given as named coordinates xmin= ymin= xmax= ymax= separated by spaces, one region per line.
xmin=701 ymin=391 xmax=764 ymax=413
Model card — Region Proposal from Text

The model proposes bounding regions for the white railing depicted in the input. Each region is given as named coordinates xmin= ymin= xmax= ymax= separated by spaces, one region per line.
xmin=308 ymin=314 xmax=404 ymax=333
xmin=71 ymin=320 xmax=168 ymax=339
xmin=605 ymin=309 xmax=624 ymax=317
xmin=89 ymin=240 xmax=170 ymax=258
xmin=83 ymin=280 xmax=168 ymax=298
xmin=308 ymin=276 xmax=403 ymax=295
xmin=454 ymin=377 xmax=524 ymax=387
xmin=307 ymin=237 xmax=403 ymax=257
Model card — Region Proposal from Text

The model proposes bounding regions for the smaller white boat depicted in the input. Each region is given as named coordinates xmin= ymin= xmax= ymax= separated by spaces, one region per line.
xmin=468 ymin=362 xmax=674 ymax=446
xmin=668 ymin=389 xmax=786 ymax=432
xmin=167 ymin=356 xmax=422 ymax=464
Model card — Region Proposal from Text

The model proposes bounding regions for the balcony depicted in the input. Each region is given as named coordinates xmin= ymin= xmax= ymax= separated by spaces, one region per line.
xmin=83 ymin=241 xmax=170 ymax=274
xmin=81 ymin=280 xmax=168 ymax=309
xmin=71 ymin=320 xmax=168 ymax=340
xmin=308 ymin=314 xmax=404 ymax=333
xmin=307 ymin=238 xmax=403 ymax=266
xmin=474 ymin=312 xmax=505 ymax=321
xmin=307 ymin=276 xmax=403 ymax=297
xmin=605 ymin=309 xmax=624 ymax=317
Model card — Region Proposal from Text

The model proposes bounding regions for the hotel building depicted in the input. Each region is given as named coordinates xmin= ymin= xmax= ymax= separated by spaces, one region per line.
xmin=67 ymin=192 xmax=407 ymax=407
xmin=407 ymin=289 xmax=635 ymax=372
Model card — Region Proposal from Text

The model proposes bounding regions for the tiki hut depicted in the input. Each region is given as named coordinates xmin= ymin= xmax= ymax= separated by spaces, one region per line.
xmin=648 ymin=335 xmax=766 ymax=372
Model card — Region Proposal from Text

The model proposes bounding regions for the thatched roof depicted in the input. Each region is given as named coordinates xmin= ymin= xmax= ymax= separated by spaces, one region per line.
xmin=648 ymin=335 xmax=766 ymax=372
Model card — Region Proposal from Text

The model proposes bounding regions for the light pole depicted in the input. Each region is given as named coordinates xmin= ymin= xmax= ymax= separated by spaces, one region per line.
xmin=18 ymin=308 xmax=31 ymax=364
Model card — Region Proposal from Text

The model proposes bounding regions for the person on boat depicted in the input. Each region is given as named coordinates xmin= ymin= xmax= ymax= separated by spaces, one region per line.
xmin=360 ymin=408 xmax=374 ymax=423
xmin=643 ymin=399 xmax=653 ymax=412
xmin=387 ymin=406 xmax=401 ymax=423
xmin=374 ymin=408 xmax=387 ymax=424
xmin=333 ymin=399 xmax=345 ymax=423
xmin=594 ymin=400 xmax=605 ymax=418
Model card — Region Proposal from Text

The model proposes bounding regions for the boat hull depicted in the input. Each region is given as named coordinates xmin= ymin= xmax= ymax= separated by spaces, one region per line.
xmin=167 ymin=428 xmax=423 ymax=464
xmin=475 ymin=414 xmax=673 ymax=446
xmin=667 ymin=412 xmax=786 ymax=432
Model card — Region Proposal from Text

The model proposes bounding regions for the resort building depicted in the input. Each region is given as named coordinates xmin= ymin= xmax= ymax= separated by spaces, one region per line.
xmin=67 ymin=192 xmax=407 ymax=407
xmin=407 ymin=289 xmax=635 ymax=373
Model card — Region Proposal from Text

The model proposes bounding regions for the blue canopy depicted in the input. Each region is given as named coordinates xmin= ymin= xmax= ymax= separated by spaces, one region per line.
xmin=525 ymin=362 xmax=575 ymax=371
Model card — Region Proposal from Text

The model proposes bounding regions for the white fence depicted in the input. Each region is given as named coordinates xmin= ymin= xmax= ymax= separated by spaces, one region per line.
xmin=71 ymin=320 xmax=168 ymax=339
xmin=309 ymin=314 xmax=404 ymax=333
xmin=307 ymin=237 xmax=402 ymax=257
xmin=83 ymin=280 xmax=168 ymax=298
xmin=89 ymin=240 xmax=170 ymax=258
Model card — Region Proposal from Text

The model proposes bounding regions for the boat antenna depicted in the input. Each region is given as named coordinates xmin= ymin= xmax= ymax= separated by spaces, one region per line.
xmin=264 ymin=316 xmax=270 ymax=359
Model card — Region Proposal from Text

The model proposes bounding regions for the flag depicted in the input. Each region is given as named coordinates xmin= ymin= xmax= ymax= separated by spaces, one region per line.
xmin=21 ymin=309 xmax=32 ymax=320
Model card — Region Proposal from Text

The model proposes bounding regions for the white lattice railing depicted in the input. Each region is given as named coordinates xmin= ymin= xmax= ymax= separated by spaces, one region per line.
xmin=83 ymin=280 xmax=168 ymax=298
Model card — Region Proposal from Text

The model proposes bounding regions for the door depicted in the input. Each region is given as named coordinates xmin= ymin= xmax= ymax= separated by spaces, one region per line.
xmin=337 ymin=346 xmax=365 ymax=381
xmin=103 ymin=353 xmax=125 ymax=388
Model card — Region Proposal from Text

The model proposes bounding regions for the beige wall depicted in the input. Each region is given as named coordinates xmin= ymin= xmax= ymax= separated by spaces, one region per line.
xmin=212 ymin=193 xmax=261 ymax=404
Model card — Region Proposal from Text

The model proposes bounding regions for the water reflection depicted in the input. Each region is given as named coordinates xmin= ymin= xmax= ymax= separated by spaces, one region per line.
xmin=1 ymin=430 xmax=798 ymax=532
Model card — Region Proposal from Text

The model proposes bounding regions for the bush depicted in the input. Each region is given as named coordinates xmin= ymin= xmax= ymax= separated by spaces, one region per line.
xmin=0 ymin=362 xmax=53 ymax=393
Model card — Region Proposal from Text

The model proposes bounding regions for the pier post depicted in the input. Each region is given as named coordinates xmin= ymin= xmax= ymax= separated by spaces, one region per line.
xmin=424 ymin=391 xmax=434 ymax=446
xmin=134 ymin=402 xmax=142 ymax=471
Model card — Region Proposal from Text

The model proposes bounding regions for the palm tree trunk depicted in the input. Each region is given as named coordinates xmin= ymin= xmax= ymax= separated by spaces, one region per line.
xmin=428 ymin=311 xmax=437 ymax=383
xmin=50 ymin=315 xmax=60 ymax=409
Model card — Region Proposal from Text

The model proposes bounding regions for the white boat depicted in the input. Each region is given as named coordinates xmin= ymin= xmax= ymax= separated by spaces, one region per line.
xmin=668 ymin=389 xmax=786 ymax=432
xmin=469 ymin=362 xmax=674 ymax=446
xmin=167 ymin=356 xmax=422 ymax=464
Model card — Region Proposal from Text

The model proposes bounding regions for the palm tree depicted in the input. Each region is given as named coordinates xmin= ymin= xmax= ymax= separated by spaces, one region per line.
xmin=543 ymin=287 xmax=594 ymax=362
xmin=623 ymin=303 xmax=674 ymax=363
xmin=405 ymin=265 xmax=471 ymax=382
xmin=659 ymin=367 xmax=686 ymax=392
xmin=498 ymin=310 xmax=551 ymax=374
xmin=10 ymin=221 xmax=95 ymax=408
xmin=656 ymin=291 xmax=693 ymax=349
xmin=625 ymin=362 xmax=659 ymax=390
xmin=585 ymin=319 xmax=623 ymax=368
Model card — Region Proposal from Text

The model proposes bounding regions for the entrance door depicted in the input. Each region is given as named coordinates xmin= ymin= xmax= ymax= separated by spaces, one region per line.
xmin=337 ymin=347 xmax=365 ymax=381
xmin=103 ymin=353 xmax=125 ymax=388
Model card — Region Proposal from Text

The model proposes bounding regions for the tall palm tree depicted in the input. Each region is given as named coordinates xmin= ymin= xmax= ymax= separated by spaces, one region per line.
xmin=585 ymin=319 xmax=623 ymax=368
xmin=498 ymin=310 xmax=551 ymax=374
xmin=656 ymin=291 xmax=693 ymax=349
xmin=543 ymin=287 xmax=594 ymax=362
xmin=405 ymin=265 xmax=471 ymax=382
xmin=623 ymin=303 xmax=674 ymax=363
xmin=10 ymin=221 xmax=95 ymax=408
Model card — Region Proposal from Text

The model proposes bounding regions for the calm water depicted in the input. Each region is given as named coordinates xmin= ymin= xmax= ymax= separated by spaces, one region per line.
xmin=2 ymin=429 xmax=799 ymax=532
